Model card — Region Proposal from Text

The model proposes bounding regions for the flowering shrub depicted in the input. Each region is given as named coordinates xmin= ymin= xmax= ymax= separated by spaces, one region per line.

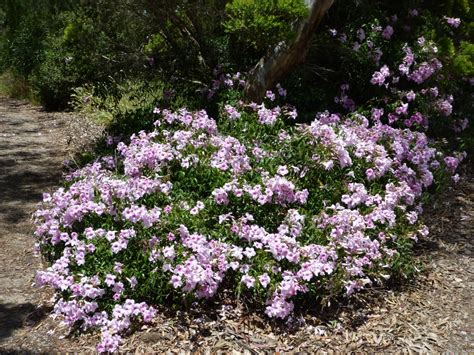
xmin=34 ymin=80 xmax=463 ymax=351
xmin=282 ymin=3 xmax=472 ymax=157
xmin=29 ymin=2 xmax=472 ymax=353
xmin=324 ymin=12 xmax=471 ymax=137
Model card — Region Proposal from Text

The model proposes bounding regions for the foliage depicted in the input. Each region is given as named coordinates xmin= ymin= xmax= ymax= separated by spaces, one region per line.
xmin=71 ymin=80 xmax=164 ymax=125
xmin=224 ymin=0 xmax=308 ymax=66
xmin=34 ymin=74 xmax=465 ymax=351
xmin=0 ymin=0 xmax=228 ymax=109
xmin=274 ymin=0 xmax=474 ymax=155
xmin=0 ymin=0 xmax=472 ymax=128
xmin=453 ymin=41 xmax=474 ymax=76
xmin=0 ymin=0 xmax=470 ymax=351
xmin=0 ymin=0 xmax=75 ymax=76
xmin=29 ymin=3 xmax=153 ymax=109
xmin=0 ymin=70 xmax=34 ymax=100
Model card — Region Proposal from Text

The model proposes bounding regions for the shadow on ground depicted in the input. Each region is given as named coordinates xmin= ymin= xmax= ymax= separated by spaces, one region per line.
xmin=0 ymin=303 xmax=50 ymax=340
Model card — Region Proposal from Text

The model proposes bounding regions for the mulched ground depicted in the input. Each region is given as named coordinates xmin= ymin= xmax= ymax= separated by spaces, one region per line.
xmin=0 ymin=96 xmax=472 ymax=353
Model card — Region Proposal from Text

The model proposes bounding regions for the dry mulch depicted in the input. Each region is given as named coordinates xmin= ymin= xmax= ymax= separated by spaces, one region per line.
xmin=0 ymin=96 xmax=472 ymax=353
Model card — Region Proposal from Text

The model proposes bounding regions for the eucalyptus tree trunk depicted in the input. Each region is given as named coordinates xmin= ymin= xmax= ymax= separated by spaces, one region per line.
xmin=244 ymin=0 xmax=334 ymax=102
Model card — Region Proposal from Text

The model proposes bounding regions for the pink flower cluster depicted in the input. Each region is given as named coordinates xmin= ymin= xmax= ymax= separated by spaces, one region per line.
xmin=370 ymin=65 xmax=391 ymax=86
xmin=408 ymin=59 xmax=443 ymax=84
xmin=34 ymin=86 xmax=460 ymax=352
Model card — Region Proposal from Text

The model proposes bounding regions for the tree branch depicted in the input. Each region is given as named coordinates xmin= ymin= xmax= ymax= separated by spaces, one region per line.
xmin=244 ymin=0 xmax=334 ymax=102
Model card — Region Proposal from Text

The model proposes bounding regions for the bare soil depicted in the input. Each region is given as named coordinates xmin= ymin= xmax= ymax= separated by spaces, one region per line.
xmin=0 ymin=96 xmax=472 ymax=353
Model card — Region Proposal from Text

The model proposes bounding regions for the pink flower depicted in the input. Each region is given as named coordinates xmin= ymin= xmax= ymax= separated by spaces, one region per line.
xmin=388 ymin=113 xmax=399 ymax=124
xmin=259 ymin=273 xmax=271 ymax=288
xmin=444 ymin=16 xmax=461 ymax=28
xmin=105 ymin=274 xmax=116 ymax=287
xmin=212 ymin=188 xmax=229 ymax=205
xmin=371 ymin=108 xmax=384 ymax=121
xmin=370 ymin=65 xmax=390 ymax=86
xmin=436 ymin=99 xmax=453 ymax=116
xmin=241 ymin=274 xmax=255 ymax=288
xmin=406 ymin=91 xmax=416 ymax=102
xmin=366 ymin=168 xmax=376 ymax=181
xmin=114 ymin=262 xmax=123 ymax=274
xmin=322 ymin=160 xmax=334 ymax=170
xmin=277 ymin=165 xmax=289 ymax=176
xmin=395 ymin=103 xmax=409 ymax=116
xmin=171 ymin=275 xmax=182 ymax=288
xmin=243 ymin=247 xmax=256 ymax=259
xmin=266 ymin=90 xmax=276 ymax=101
xmin=224 ymin=104 xmax=241 ymax=120
xmin=127 ymin=276 xmax=138 ymax=289
xmin=163 ymin=246 xmax=175 ymax=260
xmin=382 ymin=25 xmax=394 ymax=39
xmin=444 ymin=156 xmax=459 ymax=173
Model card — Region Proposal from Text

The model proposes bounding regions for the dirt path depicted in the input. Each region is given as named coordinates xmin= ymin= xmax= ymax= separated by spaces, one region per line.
xmin=0 ymin=96 xmax=472 ymax=353
xmin=0 ymin=97 xmax=100 ymax=352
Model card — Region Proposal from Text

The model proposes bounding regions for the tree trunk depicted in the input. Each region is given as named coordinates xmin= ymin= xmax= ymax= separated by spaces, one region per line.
xmin=244 ymin=0 xmax=334 ymax=103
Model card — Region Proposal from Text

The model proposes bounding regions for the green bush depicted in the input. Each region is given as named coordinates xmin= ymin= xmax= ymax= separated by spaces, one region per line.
xmin=72 ymin=80 xmax=164 ymax=127
xmin=224 ymin=0 xmax=308 ymax=64
xmin=35 ymin=81 xmax=460 ymax=351
xmin=453 ymin=41 xmax=474 ymax=76
xmin=0 ymin=70 xmax=34 ymax=100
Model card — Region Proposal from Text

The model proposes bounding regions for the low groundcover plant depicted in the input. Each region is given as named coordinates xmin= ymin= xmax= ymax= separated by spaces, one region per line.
xmin=33 ymin=86 xmax=462 ymax=351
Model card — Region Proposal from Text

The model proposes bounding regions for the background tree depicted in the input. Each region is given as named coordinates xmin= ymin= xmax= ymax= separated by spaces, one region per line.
xmin=243 ymin=0 xmax=334 ymax=102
